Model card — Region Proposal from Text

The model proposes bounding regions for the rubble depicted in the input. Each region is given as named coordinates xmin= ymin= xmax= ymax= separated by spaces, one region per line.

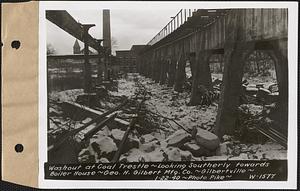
xmin=194 ymin=128 xmax=220 ymax=151
xmin=89 ymin=136 xmax=117 ymax=160
xmin=48 ymin=73 xmax=286 ymax=163
xmin=182 ymin=141 xmax=211 ymax=157
xmin=111 ymin=128 xmax=125 ymax=144
xmin=166 ymin=129 xmax=192 ymax=147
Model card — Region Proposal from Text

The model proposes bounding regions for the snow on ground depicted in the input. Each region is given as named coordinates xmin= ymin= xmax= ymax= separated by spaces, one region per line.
xmin=212 ymin=73 xmax=277 ymax=87
xmin=109 ymin=76 xmax=137 ymax=98
xmin=49 ymin=73 xmax=286 ymax=162
xmin=107 ymin=73 xmax=286 ymax=161
xmin=137 ymin=76 xmax=218 ymax=132
xmin=49 ymin=89 xmax=84 ymax=102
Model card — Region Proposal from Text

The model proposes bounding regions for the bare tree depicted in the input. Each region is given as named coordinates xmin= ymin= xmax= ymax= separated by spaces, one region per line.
xmin=111 ymin=36 xmax=118 ymax=55
xmin=47 ymin=43 xmax=56 ymax=55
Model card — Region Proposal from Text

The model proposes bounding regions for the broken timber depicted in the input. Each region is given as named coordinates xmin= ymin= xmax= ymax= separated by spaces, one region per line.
xmin=111 ymin=90 xmax=148 ymax=162
xmin=48 ymin=99 xmax=128 ymax=152
xmin=46 ymin=10 xmax=102 ymax=52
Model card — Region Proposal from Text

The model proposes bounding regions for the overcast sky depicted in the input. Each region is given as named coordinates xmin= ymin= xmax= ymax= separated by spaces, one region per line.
xmin=47 ymin=9 xmax=179 ymax=55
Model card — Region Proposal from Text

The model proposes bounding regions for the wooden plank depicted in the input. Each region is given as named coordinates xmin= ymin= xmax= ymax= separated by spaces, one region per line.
xmin=272 ymin=9 xmax=277 ymax=37
xmin=46 ymin=10 xmax=102 ymax=52
xmin=217 ymin=19 xmax=222 ymax=48
xmin=62 ymin=101 xmax=131 ymax=126
xmin=283 ymin=9 xmax=288 ymax=36
xmin=267 ymin=9 xmax=273 ymax=39
xmin=254 ymin=8 xmax=262 ymax=38
xmin=260 ymin=9 xmax=264 ymax=38
xmin=245 ymin=9 xmax=252 ymax=41
xmin=212 ymin=22 xmax=216 ymax=48
xmin=48 ymin=54 xmax=101 ymax=60
xmin=221 ymin=16 xmax=225 ymax=47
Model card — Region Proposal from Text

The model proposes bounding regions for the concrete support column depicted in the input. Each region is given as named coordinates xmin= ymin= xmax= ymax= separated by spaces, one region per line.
xmin=213 ymin=9 xmax=249 ymax=138
xmin=189 ymin=52 xmax=196 ymax=80
xmin=174 ymin=48 xmax=186 ymax=92
xmin=82 ymin=24 xmax=95 ymax=93
xmin=145 ymin=58 xmax=151 ymax=77
xmin=168 ymin=55 xmax=176 ymax=87
xmin=159 ymin=58 xmax=168 ymax=85
xmin=151 ymin=56 xmax=156 ymax=81
xmin=267 ymin=40 xmax=288 ymax=133
xmin=154 ymin=57 xmax=161 ymax=83
xmin=215 ymin=42 xmax=255 ymax=137
xmin=145 ymin=54 xmax=151 ymax=78
xmin=189 ymin=51 xmax=209 ymax=105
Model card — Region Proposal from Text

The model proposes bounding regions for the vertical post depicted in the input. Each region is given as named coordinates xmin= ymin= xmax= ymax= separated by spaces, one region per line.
xmin=168 ymin=50 xmax=176 ymax=87
xmin=103 ymin=9 xmax=111 ymax=54
xmin=267 ymin=40 xmax=288 ymax=134
xmin=159 ymin=49 xmax=167 ymax=85
xmin=96 ymin=39 xmax=103 ymax=83
xmin=189 ymin=30 xmax=213 ymax=105
xmin=174 ymin=43 xmax=186 ymax=92
xmin=82 ymin=24 xmax=95 ymax=93
xmin=103 ymin=9 xmax=111 ymax=81
xmin=189 ymin=52 xmax=196 ymax=80
xmin=151 ymin=52 xmax=156 ymax=80
xmin=215 ymin=10 xmax=254 ymax=137
xmin=177 ymin=14 xmax=179 ymax=29
xmin=181 ymin=10 xmax=183 ymax=25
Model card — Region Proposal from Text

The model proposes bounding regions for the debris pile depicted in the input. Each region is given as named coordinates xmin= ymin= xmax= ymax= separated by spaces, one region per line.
xmin=48 ymin=73 xmax=286 ymax=164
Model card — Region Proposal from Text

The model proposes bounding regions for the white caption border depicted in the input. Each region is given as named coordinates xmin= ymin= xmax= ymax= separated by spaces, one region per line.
xmin=39 ymin=1 xmax=298 ymax=189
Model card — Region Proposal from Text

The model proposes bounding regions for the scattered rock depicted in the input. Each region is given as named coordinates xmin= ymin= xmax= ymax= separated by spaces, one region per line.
xmin=95 ymin=126 xmax=111 ymax=137
xmin=182 ymin=141 xmax=211 ymax=157
xmin=89 ymin=136 xmax=117 ymax=160
xmin=195 ymin=128 xmax=220 ymax=151
xmin=98 ymin=158 xmax=110 ymax=163
xmin=111 ymin=129 xmax=125 ymax=144
xmin=140 ymin=134 xmax=157 ymax=143
xmin=140 ymin=140 xmax=160 ymax=153
xmin=216 ymin=142 xmax=229 ymax=156
xmin=239 ymin=153 xmax=248 ymax=159
xmin=180 ymin=150 xmax=193 ymax=161
xmin=166 ymin=129 xmax=192 ymax=147
xmin=165 ymin=147 xmax=181 ymax=161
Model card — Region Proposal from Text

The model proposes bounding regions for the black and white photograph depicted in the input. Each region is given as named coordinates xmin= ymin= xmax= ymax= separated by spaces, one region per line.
xmin=40 ymin=1 xmax=297 ymax=188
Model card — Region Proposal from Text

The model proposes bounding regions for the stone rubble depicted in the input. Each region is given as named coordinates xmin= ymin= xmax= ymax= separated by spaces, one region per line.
xmin=49 ymin=73 xmax=286 ymax=163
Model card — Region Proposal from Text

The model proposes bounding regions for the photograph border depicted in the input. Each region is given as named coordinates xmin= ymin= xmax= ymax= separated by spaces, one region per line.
xmin=39 ymin=1 xmax=298 ymax=189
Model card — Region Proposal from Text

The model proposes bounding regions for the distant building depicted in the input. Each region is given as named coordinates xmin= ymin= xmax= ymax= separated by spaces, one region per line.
xmin=73 ymin=39 xmax=96 ymax=55
xmin=115 ymin=45 xmax=147 ymax=72
xmin=73 ymin=39 xmax=81 ymax=54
